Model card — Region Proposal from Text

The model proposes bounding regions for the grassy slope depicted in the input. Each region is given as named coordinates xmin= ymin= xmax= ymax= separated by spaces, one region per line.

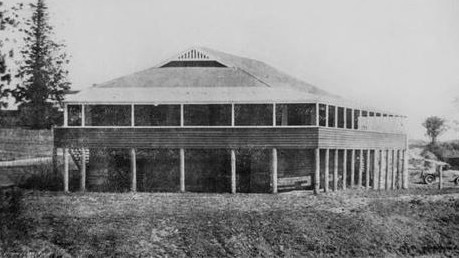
xmin=1 ymin=188 xmax=459 ymax=257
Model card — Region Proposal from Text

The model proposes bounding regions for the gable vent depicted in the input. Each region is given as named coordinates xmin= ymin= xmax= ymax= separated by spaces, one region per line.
xmin=177 ymin=49 xmax=210 ymax=60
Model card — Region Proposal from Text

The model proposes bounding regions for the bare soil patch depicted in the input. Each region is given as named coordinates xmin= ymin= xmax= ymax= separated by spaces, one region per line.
xmin=1 ymin=187 xmax=458 ymax=257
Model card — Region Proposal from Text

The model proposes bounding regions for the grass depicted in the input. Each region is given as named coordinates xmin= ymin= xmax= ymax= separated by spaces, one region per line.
xmin=1 ymin=188 xmax=458 ymax=257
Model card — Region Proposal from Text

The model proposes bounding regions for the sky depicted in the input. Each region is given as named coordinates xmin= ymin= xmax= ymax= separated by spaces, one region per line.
xmin=4 ymin=0 xmax=459 ymax=140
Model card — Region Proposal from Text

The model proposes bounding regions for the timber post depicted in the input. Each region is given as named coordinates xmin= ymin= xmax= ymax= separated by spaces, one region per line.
xmin=343 ymin=149 xmax=347 ymax=190
xmin=180 ymin=148 xmax=185 ymax=192
xmin=385 ymin=150 xmax=390 ymax=190
xmin=372 ymin=149 xmax=379 ymax=190
xmin=358 ymin=149 xmax=363 ymax=187
xmin=272 ymin=148 xmax=278 ymax=194
xmin=365 ymin=149 xmax=370 ymax=188
xmin=333 ymin=149 xmax=338 ymax=191
xmin=231 ymin=149 xmax=236 ymax=194
xmin=391 ymin=150 xmax=398 ymax=190
xmin=379 ymin=150 xmax=384 ymax=190
xmin=63 ymin=148 xmax=69 ymax=193
xmin=396 ymin=150 xmax=401 ymax=189
xmin=130 ymin=148 xmax=136 ymax=192
xmin=350 ymin=149 xmax=355 ymax=188
xmin=324 ymin=149 xmax=329 ymax=192
xmin=314 ymin=148 xmax=320 ymax=194
xmin=80 ymin=149 xmax=86 ymax=191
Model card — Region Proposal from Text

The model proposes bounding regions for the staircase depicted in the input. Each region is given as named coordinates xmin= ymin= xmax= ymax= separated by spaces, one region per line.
xmin=69 ymin=148 xmax=90 ymax=170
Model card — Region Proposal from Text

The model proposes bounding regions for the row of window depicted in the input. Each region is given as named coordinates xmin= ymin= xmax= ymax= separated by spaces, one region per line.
xmin=66 ymin=103 xmax=400 ymax=128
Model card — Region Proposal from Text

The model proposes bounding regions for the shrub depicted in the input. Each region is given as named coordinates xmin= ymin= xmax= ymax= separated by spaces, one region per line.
xmin=17 ymin=102 xmax=63 ymax=129
xmin=0 ymin=187 xmax=28 ymax=252
xmin=18 ymin=163 xmax=63 ymax=191
xmin=0 ymin=187 xmax=22 ymax=214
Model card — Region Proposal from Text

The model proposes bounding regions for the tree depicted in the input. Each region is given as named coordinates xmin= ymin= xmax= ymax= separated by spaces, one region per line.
xmin=12 ymin=0 xmax=70 ymax=129
xmin=0 ymin=2 xmax=21 ymax=110
xmin=422 ymin=116 xmax=447 ymax=145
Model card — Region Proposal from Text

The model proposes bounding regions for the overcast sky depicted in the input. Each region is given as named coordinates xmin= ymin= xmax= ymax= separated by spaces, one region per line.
xmin=6 ymin=0 xmax=459 ymax=140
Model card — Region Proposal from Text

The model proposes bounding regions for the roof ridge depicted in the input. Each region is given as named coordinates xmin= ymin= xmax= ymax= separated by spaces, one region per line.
xmin=235 ymin=67 xmax=272 ymax=88
xmin=197 ymin=47 xmax=277 ymax=87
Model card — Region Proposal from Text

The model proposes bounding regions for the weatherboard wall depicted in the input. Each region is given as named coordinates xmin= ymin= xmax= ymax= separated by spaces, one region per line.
xmin=54 ymin=127 xmax=406 ymax=150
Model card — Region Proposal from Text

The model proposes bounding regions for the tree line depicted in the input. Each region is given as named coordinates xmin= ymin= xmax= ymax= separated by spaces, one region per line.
xmin=0 ymin=0 xmax=69 ymax=129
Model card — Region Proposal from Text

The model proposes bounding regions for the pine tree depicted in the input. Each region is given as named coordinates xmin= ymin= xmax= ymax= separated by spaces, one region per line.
xmin=0 ymin=1 xmax=21 ymax=110
xmin=13 ymin=0 xmax=70 ymax=129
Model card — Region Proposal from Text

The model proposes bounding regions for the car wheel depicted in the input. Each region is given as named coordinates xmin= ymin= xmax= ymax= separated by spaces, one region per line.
xmin=424 ymin=174 xmax=435 ymax=185
xmin=454 ymin=177 xmax=459 ymax=185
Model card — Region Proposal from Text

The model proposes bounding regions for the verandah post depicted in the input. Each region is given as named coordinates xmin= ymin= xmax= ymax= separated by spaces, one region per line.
xmin=350 ymin=149 xmax=355 ymax=187
xmin=131 ymin=104 xmax=135 ymax=127
xmin=385 ymin=149 xmax=390 ymax=190
xmin=63 ymin=103 xmax=68 ymax=127
xmin=397 ymin=150 xmax=402 ymax=189
xmin=365 ymin=149 xmax=370 ymax=188
xmin=343 ymin=149 xmax=347 ymax=190
xmin=379 ymin=150 xmax=384 ymax=190
xmin=131 ymin=148 xmax=136 ymax=192
xmin=231 ymin=149 xmax=236 ymax=194
xmin=272 ymin=148 xmax=278 ymax=194
xmin=373 ymin=149 xmax=379 ymax=190
xmin=314 ymin=148 xmax=320 ymax=194
xmin=81 ymin=104 xmax=85 ymax=127
xmin=333 ymin=149 xmax=338 ymax=191
xmin=180 ymin=148 xmax=185 ymax=192
xmin=315 ymin=103 xmax=319 ymax=126
xmin=63 ymin=148 xmax=69 ymax=192
xmin=324 ymin=149 xmax=329 ymax=192
xmin=391 ymin=149 xmax=398 ymax=189
xmin=358 ymin=149 xmax=363 ymax=187
xmin=334 ymin=106 xmax=338 ymax=128
xmin=80 ymin=149 xmax=86 ymax=191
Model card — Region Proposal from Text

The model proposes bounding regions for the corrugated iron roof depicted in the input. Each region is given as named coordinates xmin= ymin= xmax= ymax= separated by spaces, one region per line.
xmin=67 ymin=87 xmax=323 ymax=104
xmin=66 ymin=47 xmax=401 ymax=115
xmin=95 ymin=67 xmax=267 ymax=88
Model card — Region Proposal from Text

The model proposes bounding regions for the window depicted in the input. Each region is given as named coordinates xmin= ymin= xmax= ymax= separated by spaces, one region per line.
xmin=353 ymin=109 xmax=360 ymax=129
xmin=67 ymin=105 xmax=82 ymax=126
xmin=135 ymin=105 xmax=180 ymax=126
xmin=319 ymin=104 xmax=327 ymax=126
xmin=275 ymin=104 xmax=316 ymax=126
xmin=337 ymin=107 xmax=345 ymax=128
xmin=346 ymin=108 xmax=353 ymax=129
xmin=328 ymin=105 xmax=336 ymax=127
xmin=85 ymin=105 xmax=131 ymax=126
xmin=184 ymin=104 xmax=231 ymax=126
xmin=235 ymin=104 xmax=273 ymax=126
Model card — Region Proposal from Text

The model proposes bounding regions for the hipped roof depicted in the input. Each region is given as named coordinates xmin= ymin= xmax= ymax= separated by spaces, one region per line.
xmin=66 ymin=47 xmax=400 ymax=115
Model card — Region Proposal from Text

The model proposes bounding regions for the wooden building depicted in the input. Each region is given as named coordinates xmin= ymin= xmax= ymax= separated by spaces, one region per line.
xmin=54 ymin=47 xmax=408 ymax=194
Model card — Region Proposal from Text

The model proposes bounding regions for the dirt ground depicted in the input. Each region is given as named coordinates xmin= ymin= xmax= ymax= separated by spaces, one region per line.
xmin=1 ymin=184 xmax=459 ymax=257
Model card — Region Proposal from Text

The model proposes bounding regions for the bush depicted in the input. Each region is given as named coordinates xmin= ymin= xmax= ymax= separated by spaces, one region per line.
xmin=18 ymin=102 xmax=63 ymax=129
xmin=0 ymin=187 xmax=22 ymax=214
xmin=18 ymin=163 xmax=63 ymax=191
xmin=0 ymin=187 xmax=28 ymax=251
